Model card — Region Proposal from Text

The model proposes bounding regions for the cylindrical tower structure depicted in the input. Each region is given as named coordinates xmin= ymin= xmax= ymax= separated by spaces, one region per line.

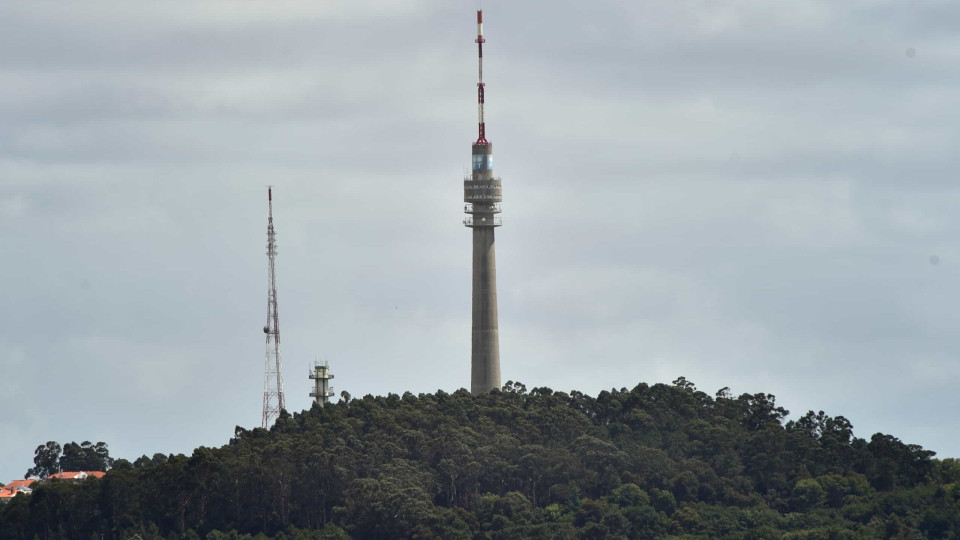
xmin=308 ymin=361 xmax=335 ymax=406
xmin=464 ymin=10 xmax=503 ymax=394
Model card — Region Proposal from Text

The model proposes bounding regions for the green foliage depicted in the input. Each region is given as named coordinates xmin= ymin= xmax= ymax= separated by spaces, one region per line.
xmin=60 ymin=441 xmax=114 ymax=472
xmin=25 ymin=440 xmax=113 ymax=479
xmin=25 ymin=441 xmax=61 ymax=479
xmin=2 ymin=379 xmax=957 ymax=539
xmin=791 ymin=478 xmax=825 ymax=511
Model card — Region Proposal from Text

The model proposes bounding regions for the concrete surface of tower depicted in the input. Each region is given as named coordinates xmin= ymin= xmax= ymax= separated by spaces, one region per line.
xmin=464 ymin=10 xmax=503 ymax=394
xmin=262 ymin=187 xmax=286 ymax=428
xmin=309 ymin=361 xmax=335 ymax=406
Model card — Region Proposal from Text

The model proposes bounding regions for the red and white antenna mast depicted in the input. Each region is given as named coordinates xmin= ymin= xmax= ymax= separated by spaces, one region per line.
xmin=476 ymin=10 xmax=488 ymax=145
xmin=262 ymin=187 xmax=285 ymax=428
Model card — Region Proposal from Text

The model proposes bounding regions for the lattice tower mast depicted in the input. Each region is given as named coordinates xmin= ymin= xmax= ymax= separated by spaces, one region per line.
xmin=464 ymin=10 xmax=503 ymax=393
xmin=262 ymin=187 xmax=286 ymax=428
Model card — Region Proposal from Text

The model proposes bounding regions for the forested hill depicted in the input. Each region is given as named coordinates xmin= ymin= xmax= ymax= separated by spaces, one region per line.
xmin=3 ymin=379 xmax=960 ymax=540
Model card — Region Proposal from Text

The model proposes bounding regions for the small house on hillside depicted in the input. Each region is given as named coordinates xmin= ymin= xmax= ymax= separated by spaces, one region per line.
xmin=47 ymin=471 xmax=105 ymax=482
xmin=0 ymin=479 xmax=36 ymax=502
xmin=4 ymin=479 xmax=36 ymax=492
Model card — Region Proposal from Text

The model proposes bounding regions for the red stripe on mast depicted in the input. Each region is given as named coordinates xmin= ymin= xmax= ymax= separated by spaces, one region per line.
xmin=475 ymin=10 xmax=489 ymax=145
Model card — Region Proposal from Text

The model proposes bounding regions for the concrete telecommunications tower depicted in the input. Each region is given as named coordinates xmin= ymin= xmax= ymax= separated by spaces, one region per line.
xmin=262 ymin=187 xmax=286 ymax=428
xmin=464 ymin=10 xmax=503 ymax=394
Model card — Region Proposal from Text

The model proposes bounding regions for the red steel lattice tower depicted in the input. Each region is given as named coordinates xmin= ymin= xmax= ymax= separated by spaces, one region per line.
xmin=262 ymin=187 xmax=286 ymax=428
xmin=464 ymin=10 xmax=503 ymax=393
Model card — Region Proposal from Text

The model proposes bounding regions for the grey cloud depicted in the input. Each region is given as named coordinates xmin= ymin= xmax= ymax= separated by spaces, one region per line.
xmin=3 ymin=0 xmax=960 ymax=483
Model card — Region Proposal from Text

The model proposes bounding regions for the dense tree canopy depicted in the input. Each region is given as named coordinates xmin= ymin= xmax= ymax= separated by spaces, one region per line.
xmin=2 ymin=379 xmax=958 ymax=539
xmin=25 ymin=441 xmax=62 ymax=479
xmin=24 ymin=440 xmax=113 ymax=479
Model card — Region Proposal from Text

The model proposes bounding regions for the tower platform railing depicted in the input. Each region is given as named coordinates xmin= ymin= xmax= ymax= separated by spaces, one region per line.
xmin=464 ymin=216 xmax=502 ymax=227
xmin=465 ymin=202 xmax=502 ymax=214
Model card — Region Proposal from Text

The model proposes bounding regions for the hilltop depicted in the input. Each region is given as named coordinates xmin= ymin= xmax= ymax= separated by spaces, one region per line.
xmin=1 ymin=379 xmax=958 ymax=539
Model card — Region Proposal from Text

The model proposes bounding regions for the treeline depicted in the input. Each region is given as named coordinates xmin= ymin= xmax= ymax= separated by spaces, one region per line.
xmin=3 ymin=379 xmax=960 ymax=539
xmin=25 ymin=440 xmax=114 ymax=478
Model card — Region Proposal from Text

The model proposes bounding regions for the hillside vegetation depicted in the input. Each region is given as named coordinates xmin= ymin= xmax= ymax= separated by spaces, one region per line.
xmin=3 ymin=378 xmax=960 ymax=539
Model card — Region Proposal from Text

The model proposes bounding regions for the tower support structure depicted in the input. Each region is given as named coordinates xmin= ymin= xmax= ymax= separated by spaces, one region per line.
xmin=309 ymin=361 xmax=335 ymax=406
xmin=262 ymin=187 xmax=286 ymax=428
xmin=464 ymin=10 xmax=503 ymax=394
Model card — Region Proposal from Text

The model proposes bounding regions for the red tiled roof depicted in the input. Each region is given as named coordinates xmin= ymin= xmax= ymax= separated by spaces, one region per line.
xmin=0 ymin=488 xmax=15 ymax=499
xmin=4 ymin=480 xmax=35 ymax=490
xmin=48 ymin=471 xmax=106 ymax=480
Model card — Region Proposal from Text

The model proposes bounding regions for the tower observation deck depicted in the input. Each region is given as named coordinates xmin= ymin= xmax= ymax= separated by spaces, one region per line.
xmin=464 ymin=10 xmax=502 ymax=394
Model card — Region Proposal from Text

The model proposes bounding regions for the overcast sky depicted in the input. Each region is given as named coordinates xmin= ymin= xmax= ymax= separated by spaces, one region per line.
xmin=3 ymin=0 xmax=960 ymax=481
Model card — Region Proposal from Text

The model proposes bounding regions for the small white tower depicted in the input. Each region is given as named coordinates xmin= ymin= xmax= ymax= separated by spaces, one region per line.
xmin=309 ymin=361 xmax=335 ymax=406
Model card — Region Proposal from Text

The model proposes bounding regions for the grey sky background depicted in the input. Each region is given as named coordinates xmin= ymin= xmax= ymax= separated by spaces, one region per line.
xmin=2 ymin=0 xmax=959 ymax=481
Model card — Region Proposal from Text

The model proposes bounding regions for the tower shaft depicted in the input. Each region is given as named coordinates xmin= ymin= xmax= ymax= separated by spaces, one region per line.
xmin=262 ymin=187 xmax=285 ymax=428
xmin=464 ymin=11 xmax=503 ymax=394
xmin=471 ymin=226 xmax=500 ymax=393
